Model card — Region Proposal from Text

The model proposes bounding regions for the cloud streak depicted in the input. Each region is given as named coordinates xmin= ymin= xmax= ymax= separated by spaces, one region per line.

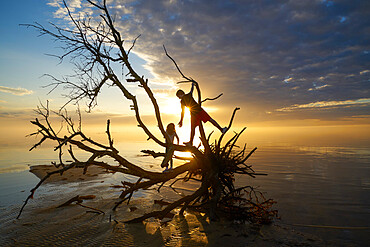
xmin=0 ymin=86 xmax=33 ymax=96
xmin=276 ymin=98 xmax=370 ymax=112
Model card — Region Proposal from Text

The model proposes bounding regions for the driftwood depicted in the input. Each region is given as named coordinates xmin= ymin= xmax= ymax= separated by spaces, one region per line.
xmin=18 ymin=0 xmax=277 ymax=224
xmin=56 ymin=195 xmax=104 ymax=215
xmin=57 ymin=195 xmax=96 ymax=208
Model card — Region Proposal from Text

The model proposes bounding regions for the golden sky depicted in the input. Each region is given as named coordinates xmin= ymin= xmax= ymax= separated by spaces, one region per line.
xmin=0 ymin=0 xmax=369 ymax=148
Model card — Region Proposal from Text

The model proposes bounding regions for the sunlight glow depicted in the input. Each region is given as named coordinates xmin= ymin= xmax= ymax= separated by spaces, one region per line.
xmin=160 ymin=97 xmax=181 ymax=115
xmin=172 ymin=108 xmax=202 ymax=148
xmin=174 ymin=151 xmax=193 ymax=159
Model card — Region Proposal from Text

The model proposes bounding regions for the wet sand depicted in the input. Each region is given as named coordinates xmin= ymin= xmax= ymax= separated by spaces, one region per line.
xmin=0 ymin=165 xmax=329 ymax=246
xmin=29 ymin=164 xmax=110 ymax=183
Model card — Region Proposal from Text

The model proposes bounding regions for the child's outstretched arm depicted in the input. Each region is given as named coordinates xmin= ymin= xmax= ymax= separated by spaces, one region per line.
xmin=178 ymin=104 xmax=185 ymax=127
xmin=189 ymin=82 xmax=195 ymax=95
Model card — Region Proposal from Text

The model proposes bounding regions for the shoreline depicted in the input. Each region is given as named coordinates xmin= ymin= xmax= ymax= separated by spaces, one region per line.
xmin=0 ymin=164 xmax=368 ymax=246
xmin=0 ymin=166 xmax=330 ymax=246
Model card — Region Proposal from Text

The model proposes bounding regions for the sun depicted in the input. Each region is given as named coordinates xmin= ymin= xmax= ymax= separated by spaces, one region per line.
xmin=160 ymin=97 xmax=181 ymax=115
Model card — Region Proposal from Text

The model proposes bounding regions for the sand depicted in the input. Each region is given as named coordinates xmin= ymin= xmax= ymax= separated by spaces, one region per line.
xmin=29 ymin=164 xmax=111 ymax=183
xmin=0 ymin=165 xmax=329 ymax=246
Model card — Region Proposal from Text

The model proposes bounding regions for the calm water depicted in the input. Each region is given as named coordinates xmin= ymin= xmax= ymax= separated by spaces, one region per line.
xmin=0 ymin=139 xmax=369 ymax=246
xmin=245 ymin=144 xmax=370 ymax=246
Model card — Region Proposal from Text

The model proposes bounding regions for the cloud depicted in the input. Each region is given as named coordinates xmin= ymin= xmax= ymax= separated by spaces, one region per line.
xmin=47 ymin=0 xmax=91 ymax=20
xmin=47 ymin=0 xmax=370 ymax=122
xmin=47 ymin=0 xmax=82 ymax=10
xmin=0 ymin=107 xmax=35 ymax=120
xmin=308 ymin=83 xmax=330 ymax=91
xmin=0 ymin=86 xmax=33 ymax=96
xmin=276 ymin=98 xmax=370 ymax=112
xmin=283 ymin=77 xmax=294 ymax=84
xmin=152 ymin=88 xmax=177 ymax=99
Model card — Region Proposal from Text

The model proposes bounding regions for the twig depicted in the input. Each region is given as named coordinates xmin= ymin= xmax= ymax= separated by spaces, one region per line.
xmin=127 ymin=34 xmax=141 ymax=55
xmin=57 ymin=195 xmax=96 ymax=208
xmin=77 ymin=203 xmax=105 ymax=214
xmin=126 ymin=177 xmax=142 ymax=204
xmin=106 ymin=119 xmax=115 ymax=149
xmin=217 ymin=107 xmax=240 ymax=149
xmin=163 ymin=45 xmax=193 ymax=83
xmin=201 ymin=93 xmax=223 ymax=103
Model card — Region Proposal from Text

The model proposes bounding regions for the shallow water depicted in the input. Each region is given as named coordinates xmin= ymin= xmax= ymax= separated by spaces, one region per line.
xmin=0 ymin=138 xmax=369 ymax=246
xmin=241 ymin=143 xmax=370 ymax=246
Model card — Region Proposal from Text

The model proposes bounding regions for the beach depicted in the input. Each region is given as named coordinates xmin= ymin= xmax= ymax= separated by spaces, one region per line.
xmin=0 ymin=140 xmax=369 ymax=246
xmin=1 ymin=165 xmax=328 ymax=247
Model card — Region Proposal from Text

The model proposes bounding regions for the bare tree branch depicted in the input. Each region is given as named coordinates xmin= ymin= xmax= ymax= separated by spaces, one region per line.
xmin=201 ymin=93 xmax=223 ymax=103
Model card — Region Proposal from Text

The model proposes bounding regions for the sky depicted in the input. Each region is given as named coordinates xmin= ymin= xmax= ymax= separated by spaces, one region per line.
xmin=0 ymin=0 xmax=369 ymax=146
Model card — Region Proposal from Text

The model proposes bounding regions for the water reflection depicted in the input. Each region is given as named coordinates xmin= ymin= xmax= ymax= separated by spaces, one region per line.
xmin=0 ymin=137 xmax=369 ymax=245
xmin=243 ymin=143 xmax=370 ymax=246
xmin=296 ymin=146 xmax=370 ymax=157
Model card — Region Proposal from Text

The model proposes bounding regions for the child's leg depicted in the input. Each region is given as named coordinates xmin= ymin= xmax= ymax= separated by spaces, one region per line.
xmin=209 ymin=118 xmax=223 ymax=131
xmin=209 ymin=118 xmax=228 ymax=134
xmin=189 ymin=124 xmax=195 ymax=144
xmin=161 ymin=146 xmax=170 ymax=168
xmin=184 ymin=121 xmax=196 ymax=146
xmin=169 ymin=158 xmax=173 ymax=169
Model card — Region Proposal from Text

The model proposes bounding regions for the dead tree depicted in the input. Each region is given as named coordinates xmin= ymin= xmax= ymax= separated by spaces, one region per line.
xmin=18 ymin=0 xmax=277 ymax=224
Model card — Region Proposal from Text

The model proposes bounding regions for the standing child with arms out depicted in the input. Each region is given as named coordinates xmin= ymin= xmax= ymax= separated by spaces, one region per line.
xmin=161 ymin=123 xmax=179 ymax=172
xmin=177 ymin=82 xmax=228 ymax=146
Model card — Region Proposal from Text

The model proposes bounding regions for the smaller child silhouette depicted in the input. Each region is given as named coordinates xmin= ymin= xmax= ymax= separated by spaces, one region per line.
xmin=161 ymin=123 xmax=179 ymax=172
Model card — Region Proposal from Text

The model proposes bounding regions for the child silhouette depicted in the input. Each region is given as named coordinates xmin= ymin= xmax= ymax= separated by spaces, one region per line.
xmin=177 ymin=82 xmax=227 ymax=146
xmin=161 ymin=123 xmax=179 ymax=172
